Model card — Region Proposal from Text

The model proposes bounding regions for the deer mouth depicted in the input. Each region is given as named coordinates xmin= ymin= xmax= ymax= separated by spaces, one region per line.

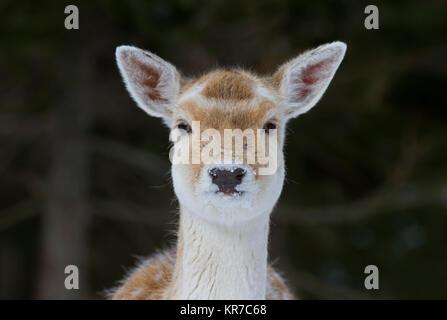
xmin=216 ymin=190 xmax=244 ymax=197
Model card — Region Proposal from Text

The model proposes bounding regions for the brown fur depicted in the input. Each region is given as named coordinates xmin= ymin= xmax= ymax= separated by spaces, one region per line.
xmin=177 ymin=97 xmax=279 ymax=179
xmin=180 ymin=98 xmax=274 ymax=131
xmin=269 ymin=67 xmax=284 ymax=90
xmin=201 ymin=70 xmax=255 ymax=101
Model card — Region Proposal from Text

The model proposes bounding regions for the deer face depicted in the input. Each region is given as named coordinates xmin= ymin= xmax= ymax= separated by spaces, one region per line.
xmin=168 ymin=71 xmax=286 ymax=225
xmin=116 ymin=42 xmax=346 ymax=226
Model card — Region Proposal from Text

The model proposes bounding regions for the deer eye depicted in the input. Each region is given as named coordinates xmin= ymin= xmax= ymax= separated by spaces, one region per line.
xmin=177 ymin=122 xmax=192 ymax=133
xmin=263 ymin=122 xmax=277 ymax=133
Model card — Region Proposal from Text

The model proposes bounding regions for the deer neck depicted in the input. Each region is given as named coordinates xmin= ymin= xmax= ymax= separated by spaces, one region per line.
xmin=166 ymin=206 xmax=270 ymax=300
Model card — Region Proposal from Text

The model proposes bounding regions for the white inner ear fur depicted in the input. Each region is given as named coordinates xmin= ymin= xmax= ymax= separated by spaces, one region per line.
xmin=115 ymin=45 xmax=180 ymax=127
xmin=279 ymin=41 xmax=346 ymax=120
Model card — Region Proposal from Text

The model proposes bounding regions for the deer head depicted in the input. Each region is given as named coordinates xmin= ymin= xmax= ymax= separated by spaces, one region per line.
xmin=116 ymin=42 xmax=346 ymax=227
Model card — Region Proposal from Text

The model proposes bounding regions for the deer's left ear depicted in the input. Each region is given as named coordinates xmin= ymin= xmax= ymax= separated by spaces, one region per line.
xmin=271 ymin=41 xmax=346 ymax=120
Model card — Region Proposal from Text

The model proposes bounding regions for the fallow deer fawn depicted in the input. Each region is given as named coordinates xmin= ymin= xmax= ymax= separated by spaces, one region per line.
xmin=109 ymin=41 xmax=346 ymax=299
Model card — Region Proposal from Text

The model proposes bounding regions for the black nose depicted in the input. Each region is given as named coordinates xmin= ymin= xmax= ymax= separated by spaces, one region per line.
xmin=209 ymin=167 xmax=246 ymax=194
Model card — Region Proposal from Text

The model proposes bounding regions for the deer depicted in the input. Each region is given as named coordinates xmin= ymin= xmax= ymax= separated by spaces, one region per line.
xmin=109 ymin=41 xmax=346 ymax=300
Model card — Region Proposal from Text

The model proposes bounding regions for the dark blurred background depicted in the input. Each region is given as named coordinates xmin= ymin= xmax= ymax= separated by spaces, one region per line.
xmin=1 ymin=0 xmax=446 ymax=299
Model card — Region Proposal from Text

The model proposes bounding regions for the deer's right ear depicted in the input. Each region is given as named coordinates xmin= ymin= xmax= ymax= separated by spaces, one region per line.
xmin=116 ymin=46 xmax=181 ymax=126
